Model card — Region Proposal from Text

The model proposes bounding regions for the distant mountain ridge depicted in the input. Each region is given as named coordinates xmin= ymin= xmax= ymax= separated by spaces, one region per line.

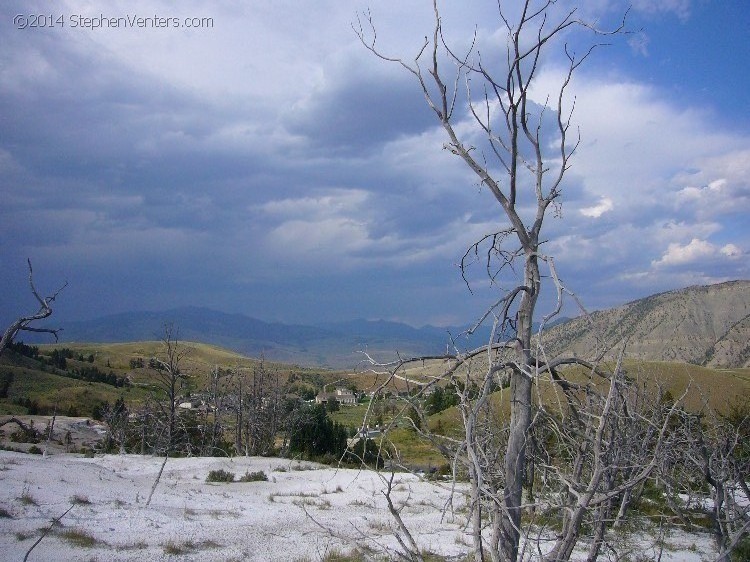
xmin=35 ymin=307 xmax=471 ymax=369
xmin=25 ymin=280 xmax=750 ymax=369
xmin=542 ymin=280 xmax=750 ymax=368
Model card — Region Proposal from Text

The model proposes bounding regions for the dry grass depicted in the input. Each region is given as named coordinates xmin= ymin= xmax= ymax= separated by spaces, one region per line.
xmin=296 ymin=548 xmax=369 ymax=562
xmin=70 ymin=494 xmax=91 ymax=505
xmin=162 ymin=539 xmax=220 ymax=555
xmin=120 ymin=540 xmax=148 ymax=550
xmin=535 ymin=360 xmax=750 ymax=414
xmin=17 ymin=491 xmax=37 ymax=506
xmin=163 ymin=540 xmax=192 ymax=555
xmin=59 ymin=528 xmax=101 ymax=548
xmin=292 ymin=497 xmax=332 ymax=510
xmin=367 ymin=519 xmax=391 ymax=532
xmin=348 ymin=498 xmax=374 ymax=508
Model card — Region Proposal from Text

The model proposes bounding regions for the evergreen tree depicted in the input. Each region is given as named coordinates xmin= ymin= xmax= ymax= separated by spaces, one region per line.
xmin=289 ymin=404 xmax=347 ymax=459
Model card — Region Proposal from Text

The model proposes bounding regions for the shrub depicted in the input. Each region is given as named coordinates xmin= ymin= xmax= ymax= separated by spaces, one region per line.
xmin=318 ymin=453 xmax=340 ymax=466
xmin=70 ymin=494 xmax=91 ymax=505
xmin=28 ymin=446 xmax=43 ymax=455
xmin=238 ymin=470 xmax=268 ymax=482
xmin=206 ymin=469 xmax=235 ymax=483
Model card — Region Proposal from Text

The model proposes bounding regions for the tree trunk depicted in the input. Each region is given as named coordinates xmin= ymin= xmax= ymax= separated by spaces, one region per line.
xmin=500 ymin=254 xmax=539 ymax=561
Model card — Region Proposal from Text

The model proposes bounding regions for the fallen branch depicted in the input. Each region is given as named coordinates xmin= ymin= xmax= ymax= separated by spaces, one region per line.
xmin=23 ymin=504 xmax=74 ymax=562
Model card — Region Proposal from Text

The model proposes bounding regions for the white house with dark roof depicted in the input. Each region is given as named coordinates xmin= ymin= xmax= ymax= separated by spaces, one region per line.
xmin=315 ymin=387 xmax=356 ymax=406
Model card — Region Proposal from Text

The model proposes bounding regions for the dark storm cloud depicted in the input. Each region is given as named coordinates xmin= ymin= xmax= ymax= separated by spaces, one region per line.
xmin=1 ymin=0 xmax=749 ymax=331
xmin=284 ymin=64 xmax=437 ymax=154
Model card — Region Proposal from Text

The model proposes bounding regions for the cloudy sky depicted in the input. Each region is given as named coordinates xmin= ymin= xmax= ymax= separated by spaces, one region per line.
xmin=1 ymin=0 xmax=748 ymax=330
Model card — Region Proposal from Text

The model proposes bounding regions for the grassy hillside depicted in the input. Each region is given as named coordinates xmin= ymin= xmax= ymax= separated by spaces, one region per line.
xmin=3 ymin=340 xmax=747 ymax=469
xmin=0 ymin=363 xmax=144 ymax=417
xmin=397 ymin=356 xmax=750 ymax=412
xmin=1 ymin=340 xmax=419 ymax=418
xmin=0 ymin=341 xmax=340 ymax=417
xmin=366 ymin=357 xmax=750 ymax=468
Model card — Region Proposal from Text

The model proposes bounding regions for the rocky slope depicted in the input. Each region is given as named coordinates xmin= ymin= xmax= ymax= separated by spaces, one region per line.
xmin=543 ymin=280 xmax=750 ymax=368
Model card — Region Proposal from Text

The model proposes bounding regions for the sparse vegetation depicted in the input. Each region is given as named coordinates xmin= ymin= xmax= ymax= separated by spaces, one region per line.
xmin=292 ymin=496 xmax=331 ymax=510
xmin=163 ymin=539 xmax=221 ymax=555
xmin=317 ymin=548 xmax=368 ymax=562
xmin=163 ymin=540 xmax=192 ymax=555
xmin=70 ymin=494 xmax=91 ymax=505
xmin=59 ymin=528 xmax=100 ymax=548
xmin=120 ymin=540 xmax=149 ymax=550
xmin=348 ymin=498 xmax=373 ymax=508
xmin=18 ymin=491 xmax=37 ymax=506
xmin=238 ymin=469 xmax=268 ymax=482
xmin=206 ymin=469 xmax=235 ymax=483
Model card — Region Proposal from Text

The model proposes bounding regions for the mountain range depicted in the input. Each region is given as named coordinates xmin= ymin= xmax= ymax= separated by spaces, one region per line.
xmin=34 ymin=307 xmax=474 ymax=369
xmin=26 ymin=280 xmax=750 ymax=369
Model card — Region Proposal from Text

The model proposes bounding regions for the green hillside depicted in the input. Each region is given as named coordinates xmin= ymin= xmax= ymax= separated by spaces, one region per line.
xmin=355 ymin=358 xmax=750 ymax=468
xmin=3 ymin=339 xmax=748 ymax=469
xmin=0 ymin=341 xmax=340 ymax=418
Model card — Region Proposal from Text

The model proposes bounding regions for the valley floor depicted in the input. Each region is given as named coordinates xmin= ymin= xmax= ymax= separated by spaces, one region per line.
xmin=0 ymin=451 xmax=718 ymax=561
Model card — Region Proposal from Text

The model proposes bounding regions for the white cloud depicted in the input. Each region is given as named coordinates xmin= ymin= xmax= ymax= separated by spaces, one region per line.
xmin=652 ymin=238 xmax=713 ymax=267
xmin=631 ymin=0 xmax=692 ymax=22
xmin=580 ymin=197 xmax=614 ymax=218
xmin=720 ymin=244 xmax=742 ymax=258
xmin=254 ymin=189 xmax=370 ymax=221
xmin=652 ymin=238 xmax=743 ymax=268
xmin=673 ymin=149 xmax=750 ymax=218
xmin=627 ymin=32 xmax=650 ymax=57
xmin=524 ymin=65 xmax=749 ymax=283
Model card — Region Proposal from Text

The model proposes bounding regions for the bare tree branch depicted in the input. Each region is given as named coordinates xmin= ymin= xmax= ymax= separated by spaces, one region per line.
xmin=0 ymin=259 xmax=67 ymax=356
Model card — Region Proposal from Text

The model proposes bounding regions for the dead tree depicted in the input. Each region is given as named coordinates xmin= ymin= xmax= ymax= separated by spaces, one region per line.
xmin=356 ymin=2 xmax=630 ymax=559
xmin=99 ymin=397 xmax=129 ymax=454
xmin=143 ymin=324 xmax=190 ymax=506
xmin=230 ymin=360 xmax=282 ymax=456
xmin=205 ymin=365 xmax=227 ymax=455
xmin=0 ymin=259 xmax=67 ymax=356
xmin=150 ymin=323 xmax=190 ymax=454
xmin=664 ymin=399 xmax=750 ymax=561
xmin=530 ymin=360 xmax=686 ymax=562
